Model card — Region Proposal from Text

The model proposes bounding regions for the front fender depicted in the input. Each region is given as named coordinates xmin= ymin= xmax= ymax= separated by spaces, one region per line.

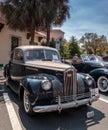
xmin=89 ymin=68 xmax=108 ymax=81
xmin=77 ymin=73 xmax=96 ymax=89
xmin=22 ymin=74 xmax=62 ymax=94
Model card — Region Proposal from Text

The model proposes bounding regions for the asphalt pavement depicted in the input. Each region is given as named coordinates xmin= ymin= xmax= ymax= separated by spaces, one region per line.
xmin=0 ymin=83 xmax=13 ymax=130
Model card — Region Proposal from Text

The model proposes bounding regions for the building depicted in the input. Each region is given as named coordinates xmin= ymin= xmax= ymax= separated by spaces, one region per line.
xmin=0 ymin=12 xmax=65 ymax=65
xmin=50 ymin=29 xmax=65 ymax=40
xmin=0 ymin=12 xmax=46 ymax=65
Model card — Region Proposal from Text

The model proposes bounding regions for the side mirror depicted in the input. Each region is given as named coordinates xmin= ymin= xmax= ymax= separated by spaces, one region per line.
xmin=61 ymin=58 xmax=65 ymax=63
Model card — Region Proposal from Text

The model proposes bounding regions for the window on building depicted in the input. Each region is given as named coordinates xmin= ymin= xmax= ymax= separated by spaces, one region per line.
xmin=38 ymin=37 xmax=43 ymax=42
xmin=0 ymin=23 xmax=4 ymax=32
xmin=11 ymin=36 xmax=19 ymax=51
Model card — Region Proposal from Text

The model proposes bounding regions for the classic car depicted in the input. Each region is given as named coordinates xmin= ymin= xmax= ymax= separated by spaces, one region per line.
xmin=69 ymin=54 xmax=108 ymax=93
xmin=4 ymin=46 xmax=99 ymax=115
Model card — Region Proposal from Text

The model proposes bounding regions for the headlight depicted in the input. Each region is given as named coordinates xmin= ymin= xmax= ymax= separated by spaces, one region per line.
xmin=85 ymin=76 xmax=93 ymax=86
xmin=41 ymin=80 xmax=51 ymax=91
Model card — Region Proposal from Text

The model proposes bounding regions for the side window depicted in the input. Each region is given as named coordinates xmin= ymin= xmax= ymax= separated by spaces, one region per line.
xmin=14 ymin=50 xmax=23 ymax=62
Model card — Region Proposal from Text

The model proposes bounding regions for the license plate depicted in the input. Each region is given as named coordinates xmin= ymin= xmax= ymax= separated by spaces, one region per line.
xmin=87 ymin=111 xmax=94 ymax=118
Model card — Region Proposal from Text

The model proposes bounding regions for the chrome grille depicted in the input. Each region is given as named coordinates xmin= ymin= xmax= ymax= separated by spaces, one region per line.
xmin=55 ymin=92 xmax=90 ymax=103
xmin=63 ymin=68 xmax=75 ymax=96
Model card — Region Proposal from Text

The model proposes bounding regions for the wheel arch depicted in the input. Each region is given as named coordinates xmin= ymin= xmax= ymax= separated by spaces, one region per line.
xmin=89 ymin=68 xmax=108 ymax=81
xmin=19 ymin=85 xmax=24 ymax=100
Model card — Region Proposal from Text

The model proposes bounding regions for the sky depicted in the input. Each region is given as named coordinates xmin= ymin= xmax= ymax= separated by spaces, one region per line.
xmin=54 ymin=0 xmax=108 ymax=41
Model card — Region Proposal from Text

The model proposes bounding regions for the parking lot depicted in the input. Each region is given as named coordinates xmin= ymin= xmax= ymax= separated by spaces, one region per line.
xmin=0 ymin=80 xmax=108 ymax=130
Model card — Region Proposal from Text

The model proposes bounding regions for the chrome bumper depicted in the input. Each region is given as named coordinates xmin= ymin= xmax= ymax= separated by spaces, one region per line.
xmin=33 ymin=94 xmax=99 ymax=113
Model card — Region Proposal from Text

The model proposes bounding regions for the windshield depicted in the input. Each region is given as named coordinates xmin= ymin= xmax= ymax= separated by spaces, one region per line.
xmin=25 ymin=49 xmax=60 ymax=62
xmin=81 ymin=54 xmax=103 ymax=62
xmin=81 ymin=54 xmax=90 ymax=61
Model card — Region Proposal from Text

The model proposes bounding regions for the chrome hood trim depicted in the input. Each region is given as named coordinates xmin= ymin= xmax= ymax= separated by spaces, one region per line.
xmin=25 ymin=61 xmax=73 ymax=71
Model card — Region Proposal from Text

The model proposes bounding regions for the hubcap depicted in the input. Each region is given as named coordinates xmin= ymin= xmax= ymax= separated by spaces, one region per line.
xmin=97 ymin=76 xmax=108 ymax=92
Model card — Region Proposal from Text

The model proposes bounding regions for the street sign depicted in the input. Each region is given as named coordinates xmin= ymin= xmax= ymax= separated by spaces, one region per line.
xmin=56 ymin=39 xmax=60 ymax=50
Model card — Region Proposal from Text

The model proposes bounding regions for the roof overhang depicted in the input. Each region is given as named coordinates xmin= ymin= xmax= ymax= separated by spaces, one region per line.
xmin=35 ymin=31 xmax=46 ymax=37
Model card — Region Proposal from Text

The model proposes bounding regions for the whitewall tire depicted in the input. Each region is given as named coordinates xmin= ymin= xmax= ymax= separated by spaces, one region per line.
xmin=97 ymin=76 xmax=108 ymax=93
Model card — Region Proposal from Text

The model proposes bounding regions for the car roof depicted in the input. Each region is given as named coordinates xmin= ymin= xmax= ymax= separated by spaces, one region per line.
xmin=15 ymin=45 xmax=57 ymax=52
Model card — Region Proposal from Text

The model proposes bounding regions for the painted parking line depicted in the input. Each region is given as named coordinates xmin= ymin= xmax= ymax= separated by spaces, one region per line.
xmin=99 ymin=94 xmax=108 ymax=103
xmin=1 ymin=85 xmax=22 ymax=130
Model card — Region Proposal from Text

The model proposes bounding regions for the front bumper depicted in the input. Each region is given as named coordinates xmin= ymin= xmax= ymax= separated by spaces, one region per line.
xmin=33 ymin=94 xmax=99 ymax=113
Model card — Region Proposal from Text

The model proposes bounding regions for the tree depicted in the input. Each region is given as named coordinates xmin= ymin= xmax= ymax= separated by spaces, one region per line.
xmin=69 ymin=36 xmax=81 ymax=57
xmin=0 ymin=0 xmax=70 ymax=45
xmin=42 ymin=0 xmax=70 ymax=45
xmin=80 ymin=33 xmax=108 ymax=55
xmin=59 ymin=39 xmax=69 ymax=58
xmin=59 ymin=36 xmax=81 ymax=59
xmin=0 ymin=0 xmax=45 ymax=44
xmin=49 ymin=38 xmax=56 ymax=48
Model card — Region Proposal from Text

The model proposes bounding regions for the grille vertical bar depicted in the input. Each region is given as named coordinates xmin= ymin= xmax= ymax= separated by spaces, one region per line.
xmin=63 ymin=68 xmax=75 ymax=96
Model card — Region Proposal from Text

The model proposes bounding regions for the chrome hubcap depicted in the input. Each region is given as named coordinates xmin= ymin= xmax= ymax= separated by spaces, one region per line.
xmin=97 ymin=76 xmax=108 ymax=92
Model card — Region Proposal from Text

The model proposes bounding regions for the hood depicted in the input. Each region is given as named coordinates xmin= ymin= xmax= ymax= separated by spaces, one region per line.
xmin=25 ymin=60 xmax=73 ymax=71
xmin=85 ymin=61 xmax=104 ymax=67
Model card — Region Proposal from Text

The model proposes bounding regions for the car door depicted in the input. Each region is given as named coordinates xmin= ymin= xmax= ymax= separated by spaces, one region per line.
xmin=10 ymin=49 xmax=26 ymax=80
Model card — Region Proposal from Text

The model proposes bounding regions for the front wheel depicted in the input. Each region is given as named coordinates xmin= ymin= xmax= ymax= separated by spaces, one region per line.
xmin=23 ymin=89 xmax=34 ymax=115
xmin=97 ymin=76 xmax=108 ymax=93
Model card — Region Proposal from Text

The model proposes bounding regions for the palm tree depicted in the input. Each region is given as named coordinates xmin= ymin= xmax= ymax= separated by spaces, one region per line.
xmin=1 ymin=0 xmax=70 ymax=45
xmin=54 ymin=0 xmax=70 ymax=25
xmin=1 ymin=0 xmax=44 ymax=44
xmin=41 ymin=0 xmax=57 ymax=45
xmin=43 ymin=0 xmax=70 ymax=45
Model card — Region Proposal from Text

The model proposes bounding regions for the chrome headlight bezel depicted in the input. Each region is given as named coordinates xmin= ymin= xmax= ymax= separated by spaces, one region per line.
xmin=85 ymin=76 xmax=93 ymax=86
xmin=41 ymin=80 xmax=51 ymax=91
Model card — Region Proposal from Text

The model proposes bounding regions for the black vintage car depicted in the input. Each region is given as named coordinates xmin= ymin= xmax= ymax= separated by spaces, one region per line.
xmin=4 ymin=46 xmax=99 ymax=115
xmin=70 ymin=54 xmax=108 ymax=93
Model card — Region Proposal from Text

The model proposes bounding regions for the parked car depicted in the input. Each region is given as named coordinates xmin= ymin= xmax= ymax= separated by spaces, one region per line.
xmin=4 ymin=46 xmax=99 ymax=115
xmin=70 ymin=54 xmax=108 ymax=93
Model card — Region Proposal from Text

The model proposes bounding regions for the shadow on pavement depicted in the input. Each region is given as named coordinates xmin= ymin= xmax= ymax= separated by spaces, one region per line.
xmin=19 ymin=105 xmax=105 ymax=130
xmin=1 ymin=84 xmax=105 ymax=130
xmin=100 ymin=91 xmax=108 ymax=96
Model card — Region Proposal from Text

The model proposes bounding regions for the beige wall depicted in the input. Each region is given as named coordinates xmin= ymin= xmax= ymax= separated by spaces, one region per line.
xmin=0 ymin=25 xmax=30 ymax=65
xmin=0 ymin=12 xmax=46 ymax=65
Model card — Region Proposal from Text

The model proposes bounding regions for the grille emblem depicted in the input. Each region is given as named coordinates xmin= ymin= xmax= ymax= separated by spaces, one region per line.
xmin=67 ymin=73 xmax=72 ymax=77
